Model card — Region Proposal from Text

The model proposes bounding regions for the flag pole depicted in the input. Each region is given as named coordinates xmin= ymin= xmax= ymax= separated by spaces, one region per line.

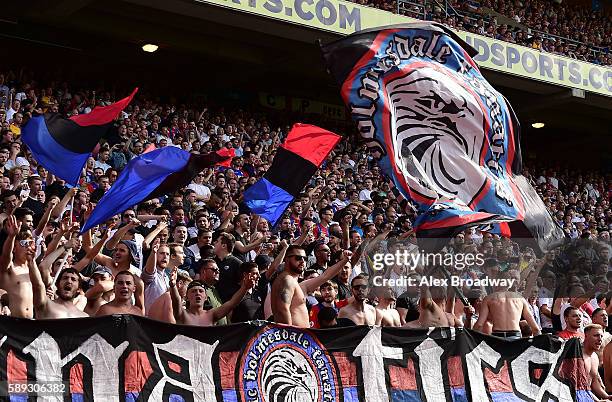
xmin=70 ymin=193 xmax=75 ymax=224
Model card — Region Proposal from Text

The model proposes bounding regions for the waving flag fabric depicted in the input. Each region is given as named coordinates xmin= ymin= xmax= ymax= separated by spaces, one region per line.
xmin=81 ymin=147 xmax=227 ymax=232
xmin=321 ymin=22 xmax=563 ymax=252
xmin=22 ymin=89 xmax=138 ymax=185
xmin=243 ymin=123 xmax=341 ymax=226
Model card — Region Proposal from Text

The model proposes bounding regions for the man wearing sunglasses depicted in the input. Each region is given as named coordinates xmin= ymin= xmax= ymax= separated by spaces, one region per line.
xmin=271 ymin=246 xmax=352 ymax=328
xmin=338 ymin=274 xmax=379 ymax=326
xmin=197 ymin=259 xmax=227 ymax=325
xmin=0 ymin=215 xmax=36 ymax=318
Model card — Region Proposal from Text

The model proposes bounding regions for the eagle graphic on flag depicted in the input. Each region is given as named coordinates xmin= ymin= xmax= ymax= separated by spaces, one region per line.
xmin=322 ymin=22 xmax=564 ymax=252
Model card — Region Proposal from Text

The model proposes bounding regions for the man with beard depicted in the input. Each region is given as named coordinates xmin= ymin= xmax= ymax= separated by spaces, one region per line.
xmin=169 ymin=268 xmax=255 ymax=326
xmin=333 ymin=260 xmax=352 ymax=301
xmin=96 ymin=271 xmax=143 ymax=316
xmin=29 ymin=256 xmax=87 ymax=318
xmin=142 ymin=243 xmax=171 ymax=311
xmin=582 ymin=325 xmax=611 ymax=400
xmin=272 ymin=246 xmax=352 ymax=328
xmin=338 ymin=275 xmax=379 ymax=325
xmin=309 ymin=281 xmax=348 ymax=328
xmin=198 ymin=259 xmax=227 ymax=325
xmin=310 ymin=242 xmax=331 ymax=274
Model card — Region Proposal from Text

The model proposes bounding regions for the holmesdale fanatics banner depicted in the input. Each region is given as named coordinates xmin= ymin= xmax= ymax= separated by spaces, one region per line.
xmin=321 ymin=22 xmax=564 ymax=253
xmin=0 ymin=316 xmax=591 ymax=401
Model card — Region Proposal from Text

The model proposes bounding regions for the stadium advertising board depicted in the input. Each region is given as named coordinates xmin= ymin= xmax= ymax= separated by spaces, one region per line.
xmin=195 ymin=0 xmax=612 ymax=97
xmin=459 ymin=33 xmax=612 ymax=97
xmin=0 ymin=316 xmax=592 ymax=401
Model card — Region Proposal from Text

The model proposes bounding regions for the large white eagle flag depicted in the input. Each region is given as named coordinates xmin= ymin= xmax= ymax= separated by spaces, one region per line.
xmin=321 ymin=22 xmax=564 ymax=252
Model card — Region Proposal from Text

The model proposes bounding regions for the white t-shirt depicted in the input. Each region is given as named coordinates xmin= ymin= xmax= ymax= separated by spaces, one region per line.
xmin=560 ymin=302 xmax=591 ymax=332
xmin=188 ymin=243 xmax=201 ymax=262
xmin=359 ymin=189 xmax=372 ymax=201
xmin=94 ymin=160 xmax=111 ymax=172
xmin=187 ymin=183 xmax=211 ymax=203
xmin=537 ymin=286 xmax=554 ymax=329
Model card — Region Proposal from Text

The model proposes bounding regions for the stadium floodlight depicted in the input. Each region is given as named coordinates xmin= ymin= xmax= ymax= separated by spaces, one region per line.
xmin=531 ymin=122 xmax=545 ymax=129
xmin=142 ymin=44 xmax=158 ymax=53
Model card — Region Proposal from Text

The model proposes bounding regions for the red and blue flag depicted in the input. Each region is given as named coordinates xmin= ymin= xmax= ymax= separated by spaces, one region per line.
xmin=22 ymin=89 xmax=138 ymax=186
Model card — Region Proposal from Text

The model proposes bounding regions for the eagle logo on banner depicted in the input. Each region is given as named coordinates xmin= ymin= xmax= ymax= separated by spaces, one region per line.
xmin=321 ymin=22 xmax=564 ymax=252
xmin=238 ymin=326 xmax=339 ymax=402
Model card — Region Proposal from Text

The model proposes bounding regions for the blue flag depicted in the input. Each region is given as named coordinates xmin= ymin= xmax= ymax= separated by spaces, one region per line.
xmin=82 ymin=147 xmax=225 ymax=232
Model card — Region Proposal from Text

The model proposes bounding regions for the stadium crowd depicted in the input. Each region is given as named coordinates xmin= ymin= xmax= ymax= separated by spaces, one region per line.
xmin=352 ymin=0 xmax=612 ymax=65
xmin=0 ymin=74 xmax=611 ymax=393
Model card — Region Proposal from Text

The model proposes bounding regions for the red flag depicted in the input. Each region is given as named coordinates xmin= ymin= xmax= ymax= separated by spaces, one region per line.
xmin=70 ymin=88 xmax=138 ymax=127
xmin=216 ymin=148 xmax=235 ymax=167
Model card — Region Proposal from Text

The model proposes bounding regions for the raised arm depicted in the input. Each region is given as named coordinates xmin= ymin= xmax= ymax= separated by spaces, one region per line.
xmin=340 ymin=214 xmax=352 ymax=250
xmin=419 ymin=282 xmax=435 ymax=311
xmin=38 ymin=245 xmax=65 ymax=287
xmin=92 ymin=231 xmax=114 ymax=268
xmin=211 ymin=274 xmax=255 ymax=322
xmin=72 ymin=231 xmax=108 ymax=272
xmin=144 ymin=242 xmax=159 ymax=275
xmin=85 ymin=278 xmax=114 ymax=300
xmin=105 ymin=219 xmax=139 ymax=251
xmin=51 ymin=187 xmax=77 ymax=221
xmin=300 ymin=186 xmax=321 ymax=220
xmin=34 ymin=197 xmax=59 ymax=238
xmin=235 ymin=235 xmax=266 ymax=254
xmin=301 ymin=250 xmax=352 ymax=294
xmin=0 ymin=216 xmax=20 ymax=272
xmin=293 ymin=221 xmax=314 ymax=246
xmin=27 ymin=253 xmax=48 ymax=314
xmin=45 ymin=218 xmax=72 ymax=257
xmin=142 ymin=220 xmax=168 ymax=249
xmin=522 ymin=258 xmax=545 ymax=296
xmin=265 ymin=240 xmax=288 ymax=280
xmin=168 ymin=268 xmax=184 ymax=322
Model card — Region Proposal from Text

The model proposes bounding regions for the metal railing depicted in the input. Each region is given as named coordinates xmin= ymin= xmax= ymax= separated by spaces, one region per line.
xmin=395 ymin=0 xmax=609 ymax=65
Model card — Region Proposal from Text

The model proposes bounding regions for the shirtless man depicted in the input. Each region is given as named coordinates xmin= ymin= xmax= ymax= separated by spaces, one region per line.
xmin=93 ymin=239 xmax=144 ymax=314
xmin=96 ymin=271 xmax=143 ymax=316
xmin=29 ymin=257 xmax=88 ymax=319
xmin=474 ymin=271 xmax=541 ymax=339
xmin=582 ymin=324 xmax=611 ymax=401
xmin=169 ymin=268 xmax=256 ymax=326
xmin=147 ymin=269 xmax=191 ymax=324
xmin=0 ymin=216 xmax=34 ymax=318
xmin=338 ymin=274 xmax=379 ymax=325
xmin=375 ymin=286 xmax=401 ymax=327
xmin=271 ymin=245 xmax=352 ymax=327
xmin=405 ymin=280 xmax=462 ymax=328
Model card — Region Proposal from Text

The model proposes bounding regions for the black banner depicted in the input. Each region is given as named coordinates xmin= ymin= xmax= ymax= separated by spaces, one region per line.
xmin=0 ymin=315 xmax=591 ymax=401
